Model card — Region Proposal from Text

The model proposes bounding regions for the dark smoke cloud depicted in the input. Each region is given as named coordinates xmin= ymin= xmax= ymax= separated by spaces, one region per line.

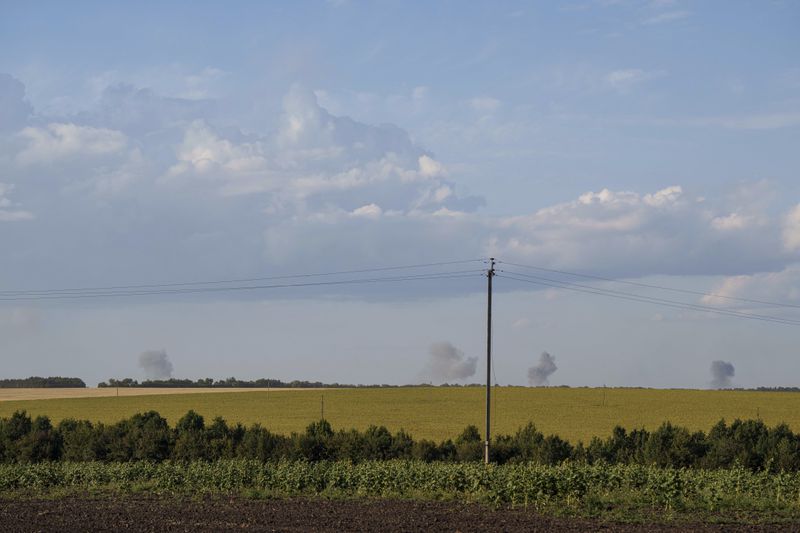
xmin=138 ymin=349 xmax=173 ymax=380
xmin=423 ymin=341 xmax=477 ymax=382
xmin=528 ymin=351 xmax=557 ymax=386
xmin=710 ymin=360 xmax=735 ymax=389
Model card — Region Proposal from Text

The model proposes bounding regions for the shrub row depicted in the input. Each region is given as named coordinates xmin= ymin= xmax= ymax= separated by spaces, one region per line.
xmin=1 ymin=410 xmax=800 ymax=471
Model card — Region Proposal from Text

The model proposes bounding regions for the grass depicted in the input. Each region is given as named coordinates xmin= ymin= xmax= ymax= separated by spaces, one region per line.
xmin=1 ymin=387 xmax=799 ymax=442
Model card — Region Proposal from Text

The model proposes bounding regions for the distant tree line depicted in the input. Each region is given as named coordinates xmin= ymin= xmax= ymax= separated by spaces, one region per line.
xmin=1 ymin=410 xmax=799 ymax=471
xmin=97 ymin=377 xmax=484 ymax=388
xmin=0 ymin=377 xmax=86 ymax=388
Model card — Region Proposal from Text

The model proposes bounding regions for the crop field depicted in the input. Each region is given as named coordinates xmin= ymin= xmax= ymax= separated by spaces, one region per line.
xmin=1 ymin=387 xmax=799 ymax=443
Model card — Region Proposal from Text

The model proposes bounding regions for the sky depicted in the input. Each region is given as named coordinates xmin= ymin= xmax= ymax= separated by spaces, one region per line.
xmin=0 ymin=0 xmax=799 ymax=388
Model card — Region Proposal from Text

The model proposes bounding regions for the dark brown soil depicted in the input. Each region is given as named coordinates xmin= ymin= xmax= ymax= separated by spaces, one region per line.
xmin=0 ymin=497 xmax=796 ymax=532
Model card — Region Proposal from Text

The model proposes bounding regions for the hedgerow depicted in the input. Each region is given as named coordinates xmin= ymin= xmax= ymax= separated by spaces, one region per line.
xmin=1 ymin=410 xmax=800 ymax=471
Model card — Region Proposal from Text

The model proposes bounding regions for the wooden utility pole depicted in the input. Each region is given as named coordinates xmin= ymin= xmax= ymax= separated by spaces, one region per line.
xmin=485 ymin=258 xmax=495 ymax=464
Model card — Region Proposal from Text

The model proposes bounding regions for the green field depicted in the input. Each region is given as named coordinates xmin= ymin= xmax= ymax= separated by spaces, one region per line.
xmin=2 ymin=387 xmax=799 ymax=443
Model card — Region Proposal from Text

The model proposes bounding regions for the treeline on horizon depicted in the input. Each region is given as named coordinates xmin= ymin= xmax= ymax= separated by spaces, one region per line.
xmin=97 ymin=378 xmax=800 ymax=391
xmin=0 ymin=377 xmax=86 ymax=389
xmin=4 ymin=376 xmax=798 ymax=391
xmin=2 ymin=410 xmax=800 ymax=472
xmin=97 ymin=377 xmax=484 ymax=388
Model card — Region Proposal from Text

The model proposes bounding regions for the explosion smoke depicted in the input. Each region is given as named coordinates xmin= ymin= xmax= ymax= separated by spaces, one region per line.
xmin=528 ymin=351 xmax=557 ymax=386
xmin=710 ymin=360 xmax=735 ymax=389
xmin=424 ymin=341 xmax=477 ymax=382
xmin=138 ymin=349 xmax=173 ymax=380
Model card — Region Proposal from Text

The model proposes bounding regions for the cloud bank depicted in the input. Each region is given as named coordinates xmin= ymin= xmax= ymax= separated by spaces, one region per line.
xmin=1 ymin=72 xmax=798 ymax=298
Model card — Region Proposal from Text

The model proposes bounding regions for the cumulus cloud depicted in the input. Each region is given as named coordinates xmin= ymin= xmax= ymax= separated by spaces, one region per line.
xmin=701 ymin=265 xmax=800 ymax=308
xmin=165 ymin=120 xmax=270 ymax=193
xmin=17 ymin=123 xmax=128 ymax=165
xmin=164 ymin=86 xmax=463 ymax=208
xmin=528 ymin=351 xmax=557 ymax=386
xmin=422 ymin=341 xmax=477 ymax=382
xmin=710 ymin=360 xmax=735 ymax=389
xmin=138 ymin=350 xmax=173 ymax=380
xmin=491 ymin=185 xmax=795 ymax=278
xmin=1 ymin=76 xmax=799 ymax=297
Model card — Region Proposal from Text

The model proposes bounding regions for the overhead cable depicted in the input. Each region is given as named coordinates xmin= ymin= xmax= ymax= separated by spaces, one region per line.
xmin=498 ymin=273 xmax=800 ymax=326
xmin=497 ymin=260 xmax=800 ymax=310
xmin=0 ymin=259 xmax=486 ymax=297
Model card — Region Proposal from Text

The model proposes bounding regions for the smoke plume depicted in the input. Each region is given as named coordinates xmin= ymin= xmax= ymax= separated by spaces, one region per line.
xmin=710 ymin=360 xmax=735 ymax=389
xmin=424 ymin=341 xmax=477 ymax=382
xmin=528 ymin=351 xmax=557 ymax=386
xmin=138 ymin=350 xmax=173 ymax=380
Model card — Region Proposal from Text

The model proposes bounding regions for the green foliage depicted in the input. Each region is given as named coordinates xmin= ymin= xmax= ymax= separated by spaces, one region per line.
xmin=0 ymin=377 xmax=85 ymax=388
xmin=2 ymin=410 xmax=800 ymax=471
xmin=2 ymin=459 xmax=800 ymax=518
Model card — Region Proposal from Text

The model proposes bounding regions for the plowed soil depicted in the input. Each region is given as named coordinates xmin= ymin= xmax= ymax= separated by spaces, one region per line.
xmin=0 ymin=497 xmax=795 ymax=532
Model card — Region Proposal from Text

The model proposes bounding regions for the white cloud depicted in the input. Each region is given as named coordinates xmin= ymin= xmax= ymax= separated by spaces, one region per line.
xmin=2 ymin=77 xmax=798 ymax=298
xmin=468 ymin=97 xmax=501 ymax=112
xmin=166 ymin=120 xmax=269 ymax=192
xmin=642 ymin=10 xmax=689 ymax=25
xmin=784 ymin=204 xmax=800 ymax=252
xmin=181 ymin=67 xmax=227 ymax=100
xmin=512 ymin=317 xmax=531 ymax=329
xmin=0 ymin=183 xmax=33 ymax=221
xmin=701 ymin=265 xmax=800 ymax=308
xmin=490 ymin=185 xmax=795 ymax=277
xmin=351 ymin=203 xmax=383 ymax=219
xmin=604 ymin=69 xmax=664 ymax=92
xmin=711 ymin=213 xmax=757 ymax=231
xmin=17 ymin=123 xmax=127 ymax=165
xmin=164 ymin=87 xmax=462 ymax=211
xmin=418 ymin=155 xmax=446 ymax=178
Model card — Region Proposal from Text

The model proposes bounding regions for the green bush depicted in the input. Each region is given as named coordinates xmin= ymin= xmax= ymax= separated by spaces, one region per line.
xmin=2 ymin=410 xmax=800 ymax=471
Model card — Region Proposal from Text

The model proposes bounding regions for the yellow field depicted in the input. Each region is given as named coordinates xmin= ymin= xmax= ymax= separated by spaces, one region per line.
xmin=0 ymin=387 xmax=798 ymax=443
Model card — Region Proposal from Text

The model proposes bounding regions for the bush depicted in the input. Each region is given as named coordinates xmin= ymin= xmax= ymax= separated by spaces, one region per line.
xmin=0 ymin=410 xmax=799 ymax=470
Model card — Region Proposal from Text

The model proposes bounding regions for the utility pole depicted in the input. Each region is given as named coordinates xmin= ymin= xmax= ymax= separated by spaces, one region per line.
xmin=485 ymin=257 xmax=495 ymax=465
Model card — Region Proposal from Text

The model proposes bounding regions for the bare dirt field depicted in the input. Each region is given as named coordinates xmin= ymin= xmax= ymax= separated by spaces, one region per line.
xmin=0 ymin=497 xmax=794 ymax=533
xmin=0 ymin=387 xmax=322 ymax=402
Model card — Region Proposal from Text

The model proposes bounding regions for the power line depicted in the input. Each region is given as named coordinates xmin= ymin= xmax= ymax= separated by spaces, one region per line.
xmin=0 ymin=271 xmax=484 ymax=302
xmin=0 ymin=259 xmax=487 ymax=297
xmin=497 ymin=260 xmax=800 ymax=310
xmin=501 ymin=269 xmax=800 ymax=325
xmin=497 ymin=273 xmax=800 ymax=326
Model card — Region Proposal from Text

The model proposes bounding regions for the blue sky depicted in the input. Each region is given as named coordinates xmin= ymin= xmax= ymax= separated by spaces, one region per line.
xmin=1 ymin=1 xmax=799 ymax=387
